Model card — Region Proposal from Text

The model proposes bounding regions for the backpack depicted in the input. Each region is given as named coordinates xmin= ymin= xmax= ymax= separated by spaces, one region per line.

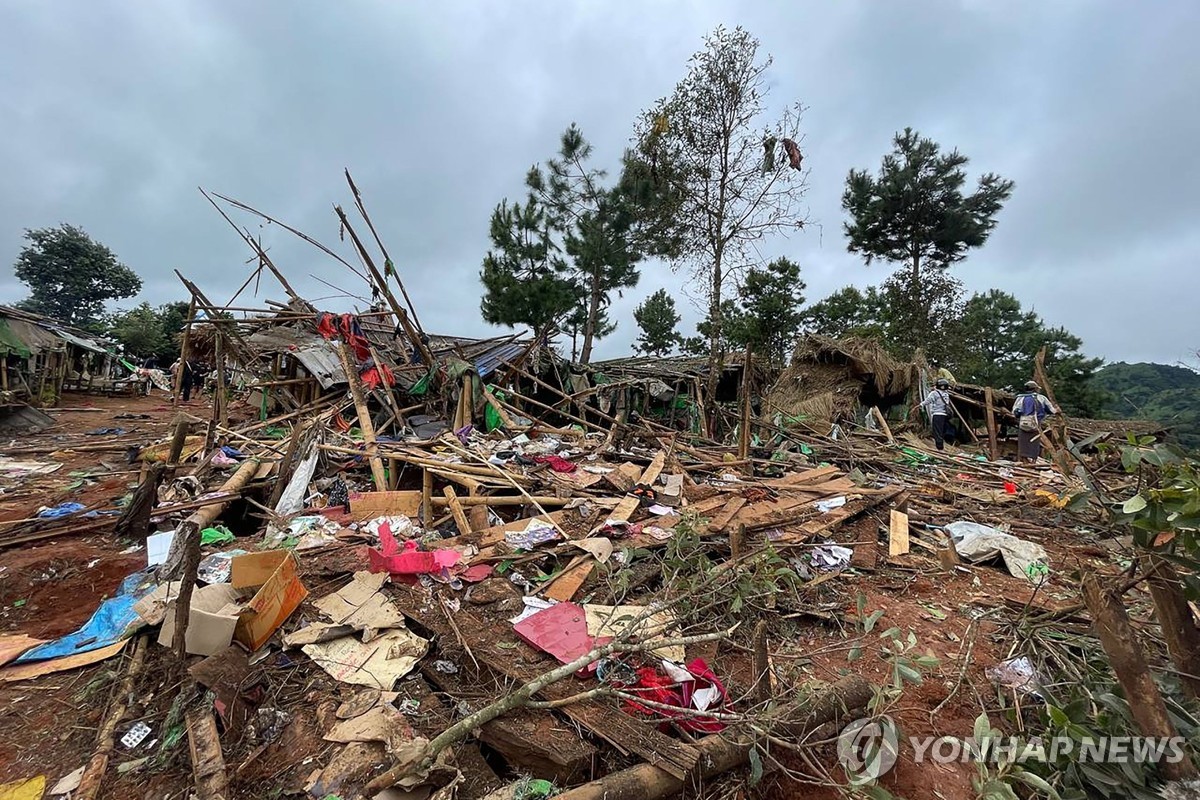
xmin=1017 ymin=394 xmax=1039 ymax=432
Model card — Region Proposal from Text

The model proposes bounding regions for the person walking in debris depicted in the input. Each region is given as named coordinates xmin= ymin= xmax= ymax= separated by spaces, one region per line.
xmin=179 ymin=358 xmax=198 ymax=402
xmin=918 ymin=378 xmax=954 ymax=451
xmin=1013 ymin=380 xmax=1057 ymax=462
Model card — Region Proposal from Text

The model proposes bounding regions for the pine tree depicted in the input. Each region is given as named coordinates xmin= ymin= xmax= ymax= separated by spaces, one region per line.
xmin=479 ymin=197 xmax=579 ymax=336
xmin=527 ymin=125 xmax=643 ymax=362
xmin=842 ymin=129 xmax=1013 ymax=355
xmin=632 ymin=289 xmax=681 ymax=357
xmin=725 ymin=257 xmax=806 ymax=365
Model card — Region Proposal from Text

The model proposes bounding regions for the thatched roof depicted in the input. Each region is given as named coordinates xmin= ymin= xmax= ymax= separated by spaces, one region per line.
xmin=765 ymin=335 xmax=914 ymax=427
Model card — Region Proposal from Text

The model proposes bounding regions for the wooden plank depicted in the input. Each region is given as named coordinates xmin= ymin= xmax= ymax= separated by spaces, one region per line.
xmin=348 ymin=490 xmax=422 ymax=520
xmin=443 ymin=486 xmax=472 ymax=535
xmin=767 ymin=465 xmax=840 ymax=487
xmin=640 ymin=451 xmax=667 ymax=486
xmin=706 ymin=497 xmax=747 ymax=533
xmin=888 ymin=510 xmax=910 ymax=556
xmin=543 ymin=559 xmax=595 ymax=602
xmin=603 ymin=463 xmax=642 ymax=494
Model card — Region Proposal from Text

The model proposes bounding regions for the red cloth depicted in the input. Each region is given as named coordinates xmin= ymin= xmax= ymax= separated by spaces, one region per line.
xmin=621 ymin=658 xmax=729 ymax=733
xmin=361 ymin=363 xmax=395 ymax=389
xmin=534 ymin=455 xmax=577 ymax=473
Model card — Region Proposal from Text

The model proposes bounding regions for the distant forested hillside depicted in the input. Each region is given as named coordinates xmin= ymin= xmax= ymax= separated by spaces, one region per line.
xmin=1090 ymin=362 xmax=1200 ymax=449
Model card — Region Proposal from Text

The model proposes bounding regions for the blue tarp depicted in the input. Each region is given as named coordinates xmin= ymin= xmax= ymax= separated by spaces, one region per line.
xmin=16 ymin=570 xmax=155 ymax=663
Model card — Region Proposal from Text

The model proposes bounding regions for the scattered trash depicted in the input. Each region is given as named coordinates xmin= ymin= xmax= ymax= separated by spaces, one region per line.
xmin=368 ymin=521 xmax=460 ymax=577
xmin=504 ymin=519 xmax=561 ymax=550
xmin=49 ymin=765 xmax=85 ymax=796
xmin=200 ymin=525 xmax=236 ymax=545
xmin=197 ymin=549 xmax=248 ymax=585
xmin=433 ymin=660 xmax=458 ymax=674
xmin=945 ymin=521 xmax=1050 ymax=581
xmin=121 ymin=721 xmax=153 ymax=749
xmin=815 ymin=495 xmax=848 ymax=513
xmin=302 ymin=627 xmax=428 ymax=690
xmin=809 ymin=542 xmax=853 ymax=571
xmin=986 ymin=656 xmax=1043 ymax=699
xmin=622 ymin=658 xmax=730 ymax=732
xmin=248 ymin=708 xmax=290 ymax=745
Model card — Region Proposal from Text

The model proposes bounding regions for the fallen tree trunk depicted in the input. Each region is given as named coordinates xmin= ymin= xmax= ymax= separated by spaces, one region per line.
xmin=552 ymin=676 xmax=872 ymax=800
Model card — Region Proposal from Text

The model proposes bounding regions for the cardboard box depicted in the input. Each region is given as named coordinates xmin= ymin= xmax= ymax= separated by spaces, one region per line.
xmin=158 ymin=584 xmax=242 ymax=656
xmin=348 ymin=490 xmax=422 ymax=521
xmin=231 ymin=550 xmax=308 ymax=651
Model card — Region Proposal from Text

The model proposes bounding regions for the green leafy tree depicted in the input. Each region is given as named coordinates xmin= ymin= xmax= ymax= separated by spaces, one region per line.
xmin=628 ymin=26 xmax=808 ymax=409
xmin=801 ymin=285 xmax=889 ymax=341
xmin=155 ymin=301 xmax=192 ymax=363
xmin=842 ymin=129 xmax=1013 ymax=354
xmin=107 ymin=302 xmax=168 ymax=361
xmin=722 ymin=258 xmax=806 ymax=366
xmin=632 ymin=288 xmax=681 ymax=357
xmin=479 ymin=197 xmax=579 ymax=337
xmin=527 ymin=125 xmax=643 ymax=363
xmin=952 ymin=289 xmax=1104 ymax=415
xmin=14 ymin=224 xmax=142 ymax=327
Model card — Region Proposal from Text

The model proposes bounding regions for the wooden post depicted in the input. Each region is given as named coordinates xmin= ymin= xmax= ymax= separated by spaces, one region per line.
xmin=1082 ymin=571 xmax=1197 ymax=780
xmin=983 ymin=387 xmax=1000 ymax=461
xmin=166 ymin=413 xmax=192 ymax=478
xmin=1142 ymin=554 xmax=1200 ymax=700
xmin=753 ymin=619 xmax=770 ymax=705
xmin=173 ymin=298 xmax=197 ymax=406
xmin=871 ymin=406 xmax=894 ymax=443
xmin=738 ymin=343 xmax=752 ymax=465
xmin=267 ymin=422 xmax=305 ymax=509
xmin=335 ymin=339 xmax=387 ymax=491
xmin=114 ymin=463 xmax=165 ymax=541
xmin=422 ymin=468 xmax=434 ymax=527
xmin=169 ymin=459 xmax=261 ymax=656
xmin=213 ymin=328 xmax=227 ymax=428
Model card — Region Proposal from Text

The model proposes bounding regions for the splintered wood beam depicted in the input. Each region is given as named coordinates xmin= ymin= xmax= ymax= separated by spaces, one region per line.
xmin=335 ymin=339 xmax=387 ymax=491
xmin=443 ymin=486 xmax=472 ymax=535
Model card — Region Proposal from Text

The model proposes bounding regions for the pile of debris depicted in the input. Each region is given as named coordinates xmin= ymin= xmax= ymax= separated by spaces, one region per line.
xmin=0 ymin=180 xmax=1177 ymax=800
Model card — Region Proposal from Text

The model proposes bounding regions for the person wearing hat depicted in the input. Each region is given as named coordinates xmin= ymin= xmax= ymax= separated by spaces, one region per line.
xmin=918 ymin=377 xmax=954 ymax=451
xmin=1013 ymin=381 xmax=1057 ymax=462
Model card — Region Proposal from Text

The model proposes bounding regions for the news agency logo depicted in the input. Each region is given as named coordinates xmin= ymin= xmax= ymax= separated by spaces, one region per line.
xmin=837 ymin=716 xmax=1189 ymax=781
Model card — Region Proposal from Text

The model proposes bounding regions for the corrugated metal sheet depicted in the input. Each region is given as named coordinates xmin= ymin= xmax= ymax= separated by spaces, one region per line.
xmin=248 ymin=327 xmax=345 ymax=389
xmin=48 ymin=328 xmax=107 ymax=354
xmin=4 ymin=318 xmax=63 ymax=354
xmin=472 ymin=341 xmax=529 ymax=378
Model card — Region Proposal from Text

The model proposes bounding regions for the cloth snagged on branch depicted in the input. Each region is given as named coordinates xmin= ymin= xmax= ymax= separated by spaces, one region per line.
xmin=620 ymin=658 xmax=729 ymax=733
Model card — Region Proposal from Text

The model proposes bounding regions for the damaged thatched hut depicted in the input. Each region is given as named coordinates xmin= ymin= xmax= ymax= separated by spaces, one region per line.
xmin=765 ymin=335 xmax=914 ymax=432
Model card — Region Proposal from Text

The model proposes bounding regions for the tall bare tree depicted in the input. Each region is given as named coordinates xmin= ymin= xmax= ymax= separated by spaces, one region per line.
xmin=627 ymin=26 xmax=808 ymax=421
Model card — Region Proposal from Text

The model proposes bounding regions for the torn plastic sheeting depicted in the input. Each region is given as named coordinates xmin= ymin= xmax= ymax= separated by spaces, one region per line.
xmin=986 ymin=656 xmax=1043 ymax=700
xmin=815 ymin=495 xmax=847 ymax=513
xmin=367 ymin=521 xmax=460 ymax=577
xmin=36 ymin=501 xmax=86 ymax=519
xmin=265 ymin=438 xmax=320 ymax=542
xmin=945 ymin=521 xmax=1049 ymax=581
xmin=513 ymin=602 xmax=605 ymax=673
xmin=16 ymin=571 xmax=152 ymax=663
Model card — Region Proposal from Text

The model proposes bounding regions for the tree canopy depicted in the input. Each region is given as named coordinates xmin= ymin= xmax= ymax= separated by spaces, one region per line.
xmin=14 ymin=224 xmax=141 ymax=328
xmin=479 ymin=197 xmax=578 ymax=337
xmin=527 ymin=125 xmax=644 ymax=362
xmin=632 ymin=288 xmax=681 ymax=357
xmin=628 ymin=26 xmax=808 ymax=406
xmin=842 ymin=129 xmax=1012 ymax=355
xmin=106 ymin=300 xmax=191 ymax=364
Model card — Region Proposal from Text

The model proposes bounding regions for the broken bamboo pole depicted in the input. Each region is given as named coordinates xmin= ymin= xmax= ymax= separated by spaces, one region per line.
xmin=335 ymin=339 xmax=387 ymax=491
xmin=1082 ymin=571 xmax=1197 ymax=780
xmin=75 ymin=635 xmax=149 ymax=800
xmin=172 ymin=298 xmax=197 ymax=406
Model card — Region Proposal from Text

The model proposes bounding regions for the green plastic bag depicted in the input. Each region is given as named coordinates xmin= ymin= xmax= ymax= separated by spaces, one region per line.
xmin=200 ymin=526 xmax=235 ymax=545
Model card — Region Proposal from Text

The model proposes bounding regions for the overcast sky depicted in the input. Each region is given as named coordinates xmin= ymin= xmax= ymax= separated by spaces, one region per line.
xmin=1 ymin=1 xmax=1196 ymax=366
